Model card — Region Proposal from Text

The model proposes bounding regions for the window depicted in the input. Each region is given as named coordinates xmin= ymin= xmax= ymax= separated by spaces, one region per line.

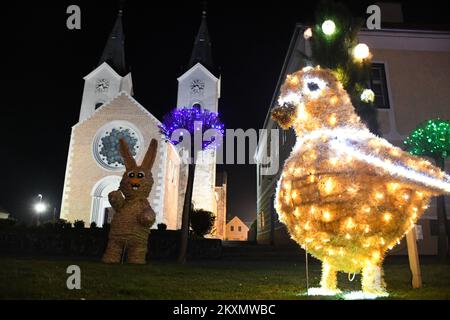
xmin=238 ymin=226 xmax=242 ymax=232
xmin=95 ymin=102 xmax=104 ymax=109
xmin=230 ymin=226 xmax=234 ymax=232
xmin=430 ymin=220 xmax=450 ymax=236
xmin=192 ymin=102 xmax=202 ymax=110
xmin=369 ymin=63 xmax=390 ymax=109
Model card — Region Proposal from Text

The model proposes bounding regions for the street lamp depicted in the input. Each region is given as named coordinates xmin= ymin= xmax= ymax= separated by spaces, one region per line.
xmin=34 ymin=194 xmax=47 ymax=226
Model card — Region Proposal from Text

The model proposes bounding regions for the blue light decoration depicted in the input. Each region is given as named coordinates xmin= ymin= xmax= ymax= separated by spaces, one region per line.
xmin=159 ymin=105 xmax=225 ymax=151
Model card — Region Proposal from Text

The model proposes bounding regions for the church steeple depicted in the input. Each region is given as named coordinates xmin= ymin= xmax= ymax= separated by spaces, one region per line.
xmin=188 ymin=10 xmax=214 ymax=71
xmin=99 ymin=7 xmax=127 ymax=76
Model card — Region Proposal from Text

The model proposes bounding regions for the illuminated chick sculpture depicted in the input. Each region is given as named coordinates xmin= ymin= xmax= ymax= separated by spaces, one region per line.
xmin=271 ymin=66 xmax=450 ymax=296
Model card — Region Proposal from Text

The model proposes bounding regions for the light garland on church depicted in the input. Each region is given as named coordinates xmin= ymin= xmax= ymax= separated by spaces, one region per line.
xmin=271 ymin=66 xmax=450 ymax=297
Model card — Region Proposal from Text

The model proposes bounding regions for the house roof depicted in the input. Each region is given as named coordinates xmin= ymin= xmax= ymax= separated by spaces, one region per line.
xmin=227 ymin=216 xmax=250 ymax=230
xmin=98 ymin=8 xmax=128 ymax=76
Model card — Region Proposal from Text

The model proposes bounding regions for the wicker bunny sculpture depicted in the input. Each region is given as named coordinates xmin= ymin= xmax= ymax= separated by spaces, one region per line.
xmin=102 ymin=138 xmax=158 ymax=264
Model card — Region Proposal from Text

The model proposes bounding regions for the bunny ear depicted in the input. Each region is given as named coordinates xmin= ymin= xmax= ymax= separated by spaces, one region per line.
xmin=119 ymin=138 xmax=137 ymax=170
xmin=142 ymin=139 xmax=158 ymax=172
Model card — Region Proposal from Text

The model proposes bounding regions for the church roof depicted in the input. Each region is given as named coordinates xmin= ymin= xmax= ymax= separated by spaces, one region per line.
xmin=98 ymin=8 xmax=128 ymax=76
xmin=188 ymin=11 xmax=214 ymax=73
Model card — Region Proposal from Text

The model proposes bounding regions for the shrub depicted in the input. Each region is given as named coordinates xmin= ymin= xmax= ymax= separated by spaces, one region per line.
xmin=0 ymin=218 xmax=17 ymax=229
xmin=55 ymin=219 xmax=72 ymax=230
xmin=157 ymin=223 xmax=167 ymax=230
xmin=74 ymin=220 xmax=85 ymax=229
xmin=190 ymin=209 xmax=215 ymax=238
xmin=41 ymin=221 xmax=56 ymax=230
xmin=90 ymin=221 xmax=97 ymax=229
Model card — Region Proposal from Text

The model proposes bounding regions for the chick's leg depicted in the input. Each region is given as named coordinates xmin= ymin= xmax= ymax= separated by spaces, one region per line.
xmin=361 ymin=262 xmax=388 ymax=296
xmin=320 ymin=261 xmax=339 ymax=292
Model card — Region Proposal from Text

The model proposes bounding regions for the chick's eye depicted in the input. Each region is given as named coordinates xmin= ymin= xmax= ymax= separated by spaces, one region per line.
xmin=307 ymin=82 xmax=320 ymax=91
xmin=128 ymin=172 xmax=135 ymax=178
xmin=137 ymin=172 xmax=145 ymax=178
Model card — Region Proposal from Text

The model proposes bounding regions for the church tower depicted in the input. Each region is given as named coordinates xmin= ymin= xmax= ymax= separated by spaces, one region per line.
xmin=78 ymin=9 xmax=133 ymax=122
xmin=60 ymin=7 xmax=182 ymax=229
xmin=177 ymin=10 xmax=221 ymax=216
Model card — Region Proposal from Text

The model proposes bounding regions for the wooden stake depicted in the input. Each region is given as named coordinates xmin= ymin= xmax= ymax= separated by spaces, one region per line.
xmin=406 ymin=226 xmax=422 ymax=288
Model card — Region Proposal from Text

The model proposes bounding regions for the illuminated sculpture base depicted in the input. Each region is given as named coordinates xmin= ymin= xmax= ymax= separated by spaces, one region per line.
xmin=307 ymin=288 xmax=341 ymax=296
xmin=342 ymin=291 xmax=389 ymax=300
xmin=306 ymin=289 xmax=388 ymax=300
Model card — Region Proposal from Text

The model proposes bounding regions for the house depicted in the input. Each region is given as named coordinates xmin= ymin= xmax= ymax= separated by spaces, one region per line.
xmin=226 ymin=216 xmax=250 ymax=241
xmin=255 ymin=6 xmax=450 ymax=254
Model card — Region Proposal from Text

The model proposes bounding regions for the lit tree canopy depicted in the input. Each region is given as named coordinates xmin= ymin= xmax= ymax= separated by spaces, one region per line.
xmin=159 ymin=106 xmax=224 ymax=151
xmin=404 ymin=119 xmax=450 ymax=160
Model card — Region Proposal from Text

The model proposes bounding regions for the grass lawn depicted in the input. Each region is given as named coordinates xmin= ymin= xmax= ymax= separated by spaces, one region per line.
xmin=0 ymin=256 xmax=449 ymax=299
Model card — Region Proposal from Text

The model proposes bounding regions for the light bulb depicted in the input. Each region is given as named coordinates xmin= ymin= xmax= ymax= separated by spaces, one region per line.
xmin=303 ymin=27 xmax=312 ymax=39
xmin=383 ymin=212 xmax=392 ymax=223
xmin=321 ymin=20 xmax=336 ymax=36
xmin=353 ymin=43 xmax=370 ymax=61
xmin=360 ymin=89 xmax=375 ymax=103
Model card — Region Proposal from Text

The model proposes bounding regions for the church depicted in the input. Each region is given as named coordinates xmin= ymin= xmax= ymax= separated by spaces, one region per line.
xmin=60 ymin=9 xmax=227 ymax=238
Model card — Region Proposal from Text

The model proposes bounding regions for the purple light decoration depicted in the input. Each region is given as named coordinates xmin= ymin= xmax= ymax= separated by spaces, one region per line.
xmin=159 ymin=105 xmax=225 ymax=150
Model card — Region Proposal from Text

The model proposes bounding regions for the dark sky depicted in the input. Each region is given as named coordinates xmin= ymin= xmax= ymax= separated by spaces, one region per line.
xmin=2 ymin=0 xmax=449 ymax=224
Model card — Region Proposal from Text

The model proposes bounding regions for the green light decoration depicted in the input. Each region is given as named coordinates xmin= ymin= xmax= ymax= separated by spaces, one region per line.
xmin=404 ymin=119 xmax=450 ymax=160
xmin=405 ymin=118 xmax=450 ymax=262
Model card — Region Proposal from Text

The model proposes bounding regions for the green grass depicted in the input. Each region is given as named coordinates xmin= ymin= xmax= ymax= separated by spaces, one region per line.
xmin=0 ymin=256 xmax=449 ymax=299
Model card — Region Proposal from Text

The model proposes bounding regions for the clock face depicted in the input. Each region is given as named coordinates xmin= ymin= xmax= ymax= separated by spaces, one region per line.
xmin=190 ymin=79 xmax=205 ymax=95
xmin=93 ymin=124 xmax=142 ymax=170
xmin=95 ymin=78 xmax=110 ymax=92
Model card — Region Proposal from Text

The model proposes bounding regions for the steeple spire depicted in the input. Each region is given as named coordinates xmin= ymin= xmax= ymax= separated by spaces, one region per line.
xmin=99 ymin=4 xmax=127 ymax=76
xmin=188 ymin=9 xmax=214 ymax=71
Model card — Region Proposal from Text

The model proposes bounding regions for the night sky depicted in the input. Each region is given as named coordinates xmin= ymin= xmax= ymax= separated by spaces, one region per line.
xmin=2 ymin=1 xmax=449 ymax=225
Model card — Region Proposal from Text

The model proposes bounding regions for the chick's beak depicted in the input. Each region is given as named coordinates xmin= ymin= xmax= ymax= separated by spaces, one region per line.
xmin=271 ymin=103 xmax=297 ymax=129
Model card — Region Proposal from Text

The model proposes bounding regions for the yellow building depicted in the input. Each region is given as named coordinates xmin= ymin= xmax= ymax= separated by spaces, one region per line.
xmin=226 ymin=216 xmax=249 ymax=241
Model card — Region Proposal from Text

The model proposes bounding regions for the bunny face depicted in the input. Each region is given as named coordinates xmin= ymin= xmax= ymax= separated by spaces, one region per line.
xmin=271 ymin=66 xmax=363 ymax=135
xmin=118 ymin=139 xmax=158 ymax=199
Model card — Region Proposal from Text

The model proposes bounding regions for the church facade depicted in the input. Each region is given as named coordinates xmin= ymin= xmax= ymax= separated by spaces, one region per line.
xmin=60 ymin=9 xmax=226 ymax=237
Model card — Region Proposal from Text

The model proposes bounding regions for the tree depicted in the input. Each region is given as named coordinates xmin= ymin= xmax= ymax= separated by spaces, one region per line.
xmin=160 ymin=105 xmax=224 ymax=263
xmin=405 ymin=119 xmax=450 ymax=261
xmin=73 ymin=220 xmax=85 ymax=230
xmin=190 ymin=208 xmax=215 ymax=238
xmin=306 ymin=0 xmax=380 ymax=135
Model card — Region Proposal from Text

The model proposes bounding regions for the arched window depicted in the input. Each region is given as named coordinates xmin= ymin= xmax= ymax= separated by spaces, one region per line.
xmin=192 ymin=102 xmax=202 ymax=110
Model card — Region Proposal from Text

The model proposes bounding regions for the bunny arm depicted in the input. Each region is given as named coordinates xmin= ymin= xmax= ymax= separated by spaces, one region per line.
xmin=137 ymin=206 xmax=156 ymax=228
xmin=108 ymin=190 xmax=125 ymax=211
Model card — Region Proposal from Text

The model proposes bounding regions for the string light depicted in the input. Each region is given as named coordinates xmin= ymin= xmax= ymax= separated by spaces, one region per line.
xmin=360 ymin=89 xmax=375 ymax=103
xmin=321 ymin=20 xmax=336 ymax=36
xmin=353 ymin=43 xmax=371 ymax=61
